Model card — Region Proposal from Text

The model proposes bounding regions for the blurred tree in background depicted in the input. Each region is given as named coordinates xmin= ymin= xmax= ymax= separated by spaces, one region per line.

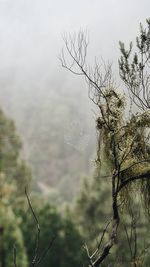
xmin=0 ymin=174 xmax=28 ymax=267
xmin=0 ymin=109 xmax=31 ymax=267
xmin=15 ymin=196 xmax=87 ymax=267
xmin=0 ymin=108 xmax=87 ymax=267
xmin=0 ymin=109 xmax=31 ymax=194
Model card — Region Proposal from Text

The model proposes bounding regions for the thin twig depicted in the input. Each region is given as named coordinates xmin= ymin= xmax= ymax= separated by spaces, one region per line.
xmin=13 ymin=245 xmax=17 ymax=267
xmin=36 ymin=236 xmax=56 ymax=266
xmin=25 ymin=188 xmax=40 ymax=267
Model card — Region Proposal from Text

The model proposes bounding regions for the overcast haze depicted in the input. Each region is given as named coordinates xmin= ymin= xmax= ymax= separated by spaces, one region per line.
xmin=0 ymin=0 xmax=149 ymax=82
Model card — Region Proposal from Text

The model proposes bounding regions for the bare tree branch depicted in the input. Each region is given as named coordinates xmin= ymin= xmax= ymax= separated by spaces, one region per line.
xmin=24 ymin=188 xmax=56 ymax=267
xmin=25 ymin=188 xmax=40 ymax=267
xmin=13 ymin=245 xmax=17 ymax=267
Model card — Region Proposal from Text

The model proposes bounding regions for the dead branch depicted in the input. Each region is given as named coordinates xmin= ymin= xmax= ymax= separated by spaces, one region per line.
xmin=25 ymin=188 xmax=40 ymax=267
xmin=13 ymin=245 xmax=17 ymax=267
xmin=25 ymin=188 xmax=55 ymax=267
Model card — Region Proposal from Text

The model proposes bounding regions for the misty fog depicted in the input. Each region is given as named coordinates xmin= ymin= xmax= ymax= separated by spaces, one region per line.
xmin=0 ymin=0 xmax=149 ymax=200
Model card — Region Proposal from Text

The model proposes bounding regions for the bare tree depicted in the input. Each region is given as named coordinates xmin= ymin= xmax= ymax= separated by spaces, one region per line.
xmin=60 ymin=20 xmax=150 ymax=266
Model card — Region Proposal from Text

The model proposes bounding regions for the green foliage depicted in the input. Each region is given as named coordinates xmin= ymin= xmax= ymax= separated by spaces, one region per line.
xmin=75 ymin=172 xmax=150 ymax=266
xmin=0 ymin=108 xmax=32 ymax=266
xmin=119 ymin=18 xmax=150 ymax=110
xmin=118 ymin=19 xmax=150 ymax=215
xmin=0 ymin=107 xmax=88 ymax=267
xmin=15 ymin=196 xmax=87 ymax=267
xmin=0 ymin=201 xmax=28 ymax=267
xmin=0 ymin=108 xmax=31 ymax=194
xmin=75 ymin=175 xmax=111 ymax=244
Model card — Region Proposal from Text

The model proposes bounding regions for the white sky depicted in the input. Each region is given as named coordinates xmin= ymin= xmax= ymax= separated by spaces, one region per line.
xmin=0 ymin=0 xmax=149 ymax=88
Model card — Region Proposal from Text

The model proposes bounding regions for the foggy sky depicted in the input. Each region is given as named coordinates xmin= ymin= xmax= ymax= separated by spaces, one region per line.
xmin=0 ymin=0 xmax=149 ymax=85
